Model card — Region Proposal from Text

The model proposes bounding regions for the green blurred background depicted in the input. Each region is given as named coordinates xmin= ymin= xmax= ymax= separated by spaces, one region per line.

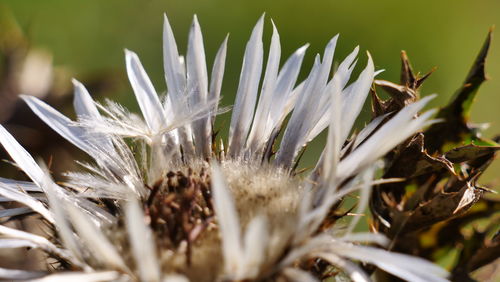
xmin=1 ymin=0 xmax=499 ymax=183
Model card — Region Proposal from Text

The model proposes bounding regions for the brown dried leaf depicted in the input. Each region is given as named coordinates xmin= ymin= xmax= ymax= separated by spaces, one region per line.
xmin=391 ymin=181 xmax=482 ymax=234
xmin=445 ymin=144 xmax=500 ymax=163
xmin=425 ymin=30 xmax=492 ymax=153
xmin=384 ymin=133 xmax=455 ymax=179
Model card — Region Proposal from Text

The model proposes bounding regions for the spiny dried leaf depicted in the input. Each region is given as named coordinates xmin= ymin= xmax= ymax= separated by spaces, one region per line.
xmin=400 ymin=50 xmax=435 ymax=90
xmin=425 ymin=30 xmax=493 ymax=153
xmin=390 ymin=182 xmax=483 ymax=234
xmin=370 ymin=134 xmax=455 ymax=227
xmin=384 ymin=133 xmax=455 ymax=180
xmin=445 ymin=144 xmax=500 ymax=163
xmin=370 ymin=51 xmax=435 ymax=118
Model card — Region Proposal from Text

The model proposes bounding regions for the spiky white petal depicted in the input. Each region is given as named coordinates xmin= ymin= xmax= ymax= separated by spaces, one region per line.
xmin=65 ymin=204 xmax=129 ymax=273
xmin=282 ymin=268 xmax=319 ymax=282
xmin=32 ymin=271 xmax=120 ymax=282
xmin=209 ymin=35 xmax=228 ymax=124
xmin=0 ymin=225 xmax=73 ymax=262
xmin=228 ymin=14 xmax=264 ymax=158
xmin=210 ymin=162 xmax=244 ymax=275
xmin=0 ymin=207 xmax=32 ymax=218
xmin=246 ymin=21 xmax=281 ymax=157
xmin=0 ymin=177 xmax=42 ymax=192
xmin=0 ymin=268 xmax=45 ymax=280
xmin=331 ymin=242 xmax=449 ymax=282
xmin=0 ymin=125 xmax=46 ymax=186
xmin=187 ymin=15 xmax=210 ymax=157
xmin=21 ymin=96 xmax=97 ymax=156
xmin=0 ymin=184 xmax=53 ymax=222
xmin=315 ymin=252 xmax=371 ymax=282
xmin=125 ymin=199 xmax=161 ymax=282
xmin=275 ymin=55 xmax=322 ymax=166
xmin=337 ymin=95 xmax=438 ymax=180
xmin=241 ymin=215 xmax=268 ymax=278
xmin=163 ymin=13 xmax=187 ymax=108
xmin=125 ymin=49 xmax=168 ymax=134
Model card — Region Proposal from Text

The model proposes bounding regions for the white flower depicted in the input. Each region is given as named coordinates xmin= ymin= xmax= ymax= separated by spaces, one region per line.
xmin=0 ymin=14 xmax=448 ymax=282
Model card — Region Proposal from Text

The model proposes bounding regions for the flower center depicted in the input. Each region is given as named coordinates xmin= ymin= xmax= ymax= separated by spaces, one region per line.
xmin=132 ymin=161 xmax=303 ymax=280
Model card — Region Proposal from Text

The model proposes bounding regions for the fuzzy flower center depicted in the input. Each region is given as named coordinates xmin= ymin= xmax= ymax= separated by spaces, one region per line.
xmin=103 ymin=161 xmax=301 ymax=281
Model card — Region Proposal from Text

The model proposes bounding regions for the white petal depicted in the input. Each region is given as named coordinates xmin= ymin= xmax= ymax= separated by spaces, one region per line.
xmin=316 ymin=35 xmax=338 ymax=87
xmin=282 ymin=268 xmax=319 ymax=282
xmin=163 ymin=13 xmax=187 ymax=106
xmin=209 ymin=35 xmax=228 ymax=124
xmin=38 ymin=163 xmax=87 ymax=267
xmin=32 ymin=271 xmax=120 ymax=282
xmin=345 ymin=166 xmax=375 ymax=234
xmin=21 ymin=95 xmax=95 ymax=155
xmin=187 ymin=15 xmax=210 ymax=157
xmin=0 ymin=225 xmax=72 ymax=261
xmin=211 ymin=162 xmax=243 ymax=275
xmin=162 ymin=274 xmax=190 ymax=282
xmin=0 ymin=177 xmax=42 ymax=192
xmin=270 ymin=44 xmax=308 ymax=124
xmin=0 ymin=184 xmax=54 ymax=223
xmin=125 ymin=199 xmax=160 ymax=282
xmin=66 ymin=204 xmax=129 ymax=272
xmin=72 ymin=79 xmax=100 ymax=120
xmin=306 ymin=46 xmax=360 ymax=140
xmin=315 ymin=252 xmax=371 ymax=282
xmin=351 ymin=113 xmax=391 ymax=150
xmin=340 ymin=232 xmax=389 ymax=246
xmin=322 ymin=74 xmax=342 ymax=183
xmin=0 ymin=238 xmax=40 ymax=250
xmin=0 ymin=125 xmax=45 ymax=188
xmin=125 ymin=49 xmax=167 ymax=133
xmin=0 ymin=267 xmax=45 ymax=280
xmin=241 ymin=216 xmax=268 ymax=278
xmin=246 ymin=20 xmax=281 ymax=156
xmin=228 ymin=15 xmax=264 ymax=158
xmin=186 ymin=15 xmax=208 ymax=106
xmin=338 ymin=53 xmax=375 ymax=143
xmin=72 ymin=79 xmax=114 ymax=152
xmin=333 ymin=243 xmax=449 ymax=282
xmin=337 ymin=95 xmax=437 ymax=180
xmin=275 ymin=55 xmax=322 ymax=167
xmin=0 ymin=207 xmax=32 ymax=218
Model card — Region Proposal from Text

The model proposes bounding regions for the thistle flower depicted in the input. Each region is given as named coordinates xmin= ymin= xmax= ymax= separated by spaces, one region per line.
xmin=0 ymin=14 xmax=449 ymax=282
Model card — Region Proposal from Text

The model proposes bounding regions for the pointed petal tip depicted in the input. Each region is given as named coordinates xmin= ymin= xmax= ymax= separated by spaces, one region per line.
xmin=255 ymin=13 xmax=265 ymax=29
xmin=297 ymin=43 xmax=310 ymax=54
xmin=374 ymin=69 xmax=385 ymax=77
xmin=424 ymin=93 xmax=438 ymax=102
xmin=192 ymin=14 xmax=200 ymax=27
xmin=365 ymin=51 xmax=375 ymax=69
xmin=124 ymin=48 xmax=134 ymax=56
xmin=19 ymin=94 xmax=30 ymax=100
xmin=366 ymin=51 xmax=373 ymax=60
xmin=270 ymin=18 xmax=278 ymax=31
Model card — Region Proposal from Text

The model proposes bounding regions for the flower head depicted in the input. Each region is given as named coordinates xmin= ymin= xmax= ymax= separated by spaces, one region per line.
xmin=0 ymin=14 xmax=448 ymax=282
